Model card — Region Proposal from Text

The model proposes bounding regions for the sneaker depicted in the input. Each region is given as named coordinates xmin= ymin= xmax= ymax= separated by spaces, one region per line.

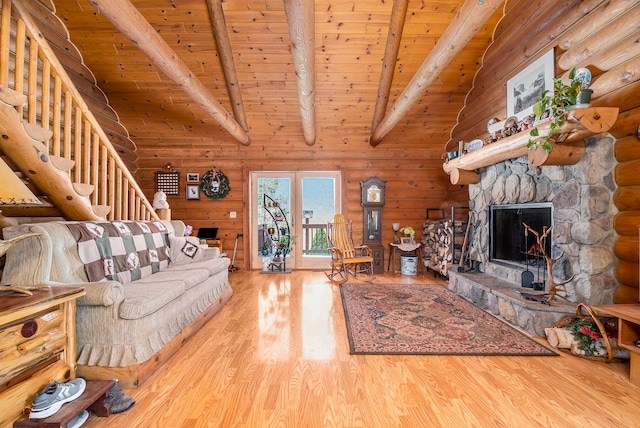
xmin=29 ymin=378 xmax=87 ymax=419
xmin=68 ymin=410 xmax=89 ymax=428
xmin=106 ymin=383 xmax=135 ymax=414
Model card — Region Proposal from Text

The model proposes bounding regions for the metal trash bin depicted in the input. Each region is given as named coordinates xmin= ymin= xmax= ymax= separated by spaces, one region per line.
xmin=400 ymin=254 xmax=418 ymax=276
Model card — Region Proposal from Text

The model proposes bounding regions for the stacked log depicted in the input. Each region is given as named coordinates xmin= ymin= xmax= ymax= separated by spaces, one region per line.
xmin=422 ymin=217 xmax=468 ymax=277
xmin=421 ymin=219 xmax=443 ymax=269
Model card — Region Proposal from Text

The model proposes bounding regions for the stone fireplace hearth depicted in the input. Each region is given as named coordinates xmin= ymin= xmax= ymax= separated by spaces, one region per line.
xmin=448 ymin=135 xmax=618 ymax=335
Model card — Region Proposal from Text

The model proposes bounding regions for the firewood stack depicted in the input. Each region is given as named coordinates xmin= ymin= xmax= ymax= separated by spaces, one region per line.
xmin=422 ymin=219 xmax=450 ymax=276
xmin=422 ymin=216 xmax=468 ymax=277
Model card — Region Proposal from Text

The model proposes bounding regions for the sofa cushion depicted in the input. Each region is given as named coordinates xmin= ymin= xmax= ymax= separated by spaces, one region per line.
xmin=166 ymin=256 xmax=230 ymax=276
xmin=168 ymin=236 xmax=205 ymax=265
xmin=119 ymin=280 xmax=185 ymax=320
xmin=67 ymin=221 xmax=170 ymax=284
xmin=136 ymin=268 xmax=210 ymax=290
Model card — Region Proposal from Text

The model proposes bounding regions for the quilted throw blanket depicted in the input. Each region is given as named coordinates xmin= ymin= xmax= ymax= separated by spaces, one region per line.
xmin=67 ymin=221 xmax=171 ymax=284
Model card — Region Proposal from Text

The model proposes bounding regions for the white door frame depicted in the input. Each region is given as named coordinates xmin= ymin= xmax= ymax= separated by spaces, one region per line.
xmin=249 ymin=171 xmax=341 ymax=270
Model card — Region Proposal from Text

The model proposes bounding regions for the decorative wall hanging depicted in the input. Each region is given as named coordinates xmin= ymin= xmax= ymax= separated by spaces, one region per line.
xmin=201 ymin=169 xmax=231 ymax=199
xmin=186 ymin=173 xmax=200 ymax=183
xmin=156 ymin=171 xmax=179 ymax=195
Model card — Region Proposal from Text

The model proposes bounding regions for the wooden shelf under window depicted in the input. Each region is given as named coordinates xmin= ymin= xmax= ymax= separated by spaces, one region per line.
xmin=443 ymin=107 xmax=619 ymax=185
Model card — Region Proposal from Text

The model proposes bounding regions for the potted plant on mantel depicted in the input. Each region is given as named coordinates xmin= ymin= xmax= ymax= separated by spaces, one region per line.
xmin=527 ymin=68 xmax=592 ymax=153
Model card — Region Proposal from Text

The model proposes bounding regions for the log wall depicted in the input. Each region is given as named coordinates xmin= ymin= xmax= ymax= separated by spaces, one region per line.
xmin=450 ymin=0 xmax=640 ymax=303
xmin=135 ymin=148 xmax=451 ymax=271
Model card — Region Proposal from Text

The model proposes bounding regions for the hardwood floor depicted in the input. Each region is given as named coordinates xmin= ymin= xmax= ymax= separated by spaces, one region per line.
xmin=85 ymin=271 xmax=640 ymax=427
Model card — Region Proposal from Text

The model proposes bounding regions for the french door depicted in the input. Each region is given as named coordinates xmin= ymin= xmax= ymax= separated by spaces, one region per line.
xmin=250 ymin=171 xmax=341 ymax=270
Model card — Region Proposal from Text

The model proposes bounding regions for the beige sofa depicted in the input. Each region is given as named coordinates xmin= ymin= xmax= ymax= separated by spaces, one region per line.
xmin=1 ymin=219 xmax=232 ymax=387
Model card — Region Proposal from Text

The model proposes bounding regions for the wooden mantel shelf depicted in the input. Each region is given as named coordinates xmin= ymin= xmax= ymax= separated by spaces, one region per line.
xmin=443 ymin=107 xmax=619 ymax=185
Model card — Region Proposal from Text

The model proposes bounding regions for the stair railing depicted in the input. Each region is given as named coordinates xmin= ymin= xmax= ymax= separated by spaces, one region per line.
xmin=0 ymin=0 xmax=157 ymax=221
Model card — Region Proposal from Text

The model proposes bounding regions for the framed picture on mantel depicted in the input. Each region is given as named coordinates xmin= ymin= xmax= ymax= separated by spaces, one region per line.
xmin=507 ymin=48 xmax=555 ymax=121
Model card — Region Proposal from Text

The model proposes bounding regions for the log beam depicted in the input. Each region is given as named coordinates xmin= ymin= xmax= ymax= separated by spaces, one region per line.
xmin=371 ymin=0 xmax=409 ymax=132
xmin=527 ymin=141 xmax=586 ymax=167
xmin=283 ymin=0 xmax=316 ymax=146
xmin=205 ymin=0 xmax=249 ymax=133
xmin=370 ymin=0 xmax=504 ymax=146
xmin=87 ymin=0 xmax=250 ymax=146
xmin=449 ymin=168 xmax=480 ymax=185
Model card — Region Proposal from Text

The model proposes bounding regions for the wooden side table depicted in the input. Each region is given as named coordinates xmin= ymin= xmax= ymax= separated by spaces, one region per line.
xmin=205 ymin=239 xmax=223 ymax=253
xmin=388 ymin=242 xmax=424 ymax=275
xmin=592 ymin=304 xmax=640 ymax=386
xmin=0 ymin=286 xmax=85 ymax=427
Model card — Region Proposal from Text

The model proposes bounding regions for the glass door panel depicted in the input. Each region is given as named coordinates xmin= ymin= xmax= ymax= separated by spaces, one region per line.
xmin=250 ymin=171 xmax=341 ymax=271
xmin=296 ymin=173 xmax=340 ymax=269
xmin=253 ymin=174 xmax=293 ymax=271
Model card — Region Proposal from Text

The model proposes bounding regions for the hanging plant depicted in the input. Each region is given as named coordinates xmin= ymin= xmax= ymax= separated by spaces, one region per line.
xmin=201 ymin=169 xmax=231 ymax=199
xmin=527 ymin=68 xmax=581 ymax=153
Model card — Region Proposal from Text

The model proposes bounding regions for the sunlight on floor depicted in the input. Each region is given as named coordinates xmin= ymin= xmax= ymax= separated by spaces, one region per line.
xmin=258 ymin=278 xmax=291 ymax=360
xmin=258 ymin=274 xmax=337 ymax=361
xmin=301 ymin=277 xmax=336 ymax=360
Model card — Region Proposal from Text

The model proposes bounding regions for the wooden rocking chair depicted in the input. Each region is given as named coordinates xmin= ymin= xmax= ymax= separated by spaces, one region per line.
xmin=325 ymin=214 xmax=374 ymax=283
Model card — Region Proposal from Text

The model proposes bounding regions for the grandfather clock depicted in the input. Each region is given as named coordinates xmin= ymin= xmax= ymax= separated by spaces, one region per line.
xmin=361 ymin=177 xmax=385 ymax=273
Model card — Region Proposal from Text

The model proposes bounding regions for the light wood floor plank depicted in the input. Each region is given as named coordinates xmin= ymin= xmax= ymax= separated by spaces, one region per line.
xmin=83 ymin=271 xmax=640 ymax=427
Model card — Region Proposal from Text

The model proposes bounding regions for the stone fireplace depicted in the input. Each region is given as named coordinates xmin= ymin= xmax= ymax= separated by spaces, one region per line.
xmin=448 ymin=135 xmax=618 ymax=335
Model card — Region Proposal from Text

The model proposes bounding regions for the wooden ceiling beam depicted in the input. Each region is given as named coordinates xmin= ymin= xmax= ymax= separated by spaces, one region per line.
xmin=205 ymin=0 xmax=249 ymax=133
xmin=283 ymin=0 xmax=316 ymax=146
xmin=371 ymin=0 xmax=409 ymax=132
xmin=87 ymin=0 xmax=251 ymax=146
xmin=370 ymin=0 xmax=504 ymax=146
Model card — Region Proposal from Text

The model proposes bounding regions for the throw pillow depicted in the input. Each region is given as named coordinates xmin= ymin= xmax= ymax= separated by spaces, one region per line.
xmin=169 ymin=236 xmax=204 ymax=265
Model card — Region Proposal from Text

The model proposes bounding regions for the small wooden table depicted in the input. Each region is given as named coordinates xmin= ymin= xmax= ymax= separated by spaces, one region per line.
xmin=205 ymin=239 xmax=223 ymax=253
xmin=388 ymin=242 xmax=424 ymax=275
xmin=592 ymin=304 xmax=640 ymax=386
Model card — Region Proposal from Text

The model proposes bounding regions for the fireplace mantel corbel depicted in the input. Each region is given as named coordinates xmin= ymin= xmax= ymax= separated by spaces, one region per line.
xmin=443 ymin=106 xmax=619 ymax=185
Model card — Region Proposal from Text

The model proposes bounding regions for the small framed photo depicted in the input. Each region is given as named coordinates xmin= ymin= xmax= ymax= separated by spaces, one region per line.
xmin=186 ymin=184 xmax=200 ymax=200
xmin=506 ymin=48 xmax=555 ymax=121
xmin=186 ymin=173 xmax=200 ymax=183
xmin=400 ymin=237 xmax=413 ymax=245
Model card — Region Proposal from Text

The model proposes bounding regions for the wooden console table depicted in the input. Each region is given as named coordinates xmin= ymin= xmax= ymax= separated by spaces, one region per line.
xmin=592 ymin=304 xmax=640 ymax=386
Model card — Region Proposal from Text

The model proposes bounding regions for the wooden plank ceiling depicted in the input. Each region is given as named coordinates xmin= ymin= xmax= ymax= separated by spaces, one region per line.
xmin=49 ymin=0 xmax=503 ymax=158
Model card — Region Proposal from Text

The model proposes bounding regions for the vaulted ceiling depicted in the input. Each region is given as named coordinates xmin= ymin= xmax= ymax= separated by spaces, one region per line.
xmin=48 ymin=0 xmax=504 ymax=161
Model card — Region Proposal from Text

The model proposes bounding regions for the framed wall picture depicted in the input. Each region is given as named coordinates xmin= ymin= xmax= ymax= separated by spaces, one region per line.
xmin=186 ymin=184 xmax=200 ymax=200
xmin=186 ymin=173 xmax=200 ymax=183
xmin=506 ymin=49 xmax=555 ymax=121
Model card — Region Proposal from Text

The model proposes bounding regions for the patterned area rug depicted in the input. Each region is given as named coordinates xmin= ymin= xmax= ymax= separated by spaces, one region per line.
xmin=340 ymin=283 xmax=557 ymax=356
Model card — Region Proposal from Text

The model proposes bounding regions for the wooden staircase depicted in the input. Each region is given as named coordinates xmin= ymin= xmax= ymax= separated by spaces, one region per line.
xmin=0 ymin=0 xmax=155 ymax=221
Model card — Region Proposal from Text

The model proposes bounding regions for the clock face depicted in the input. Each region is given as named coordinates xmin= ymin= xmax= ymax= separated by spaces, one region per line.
xmin=367 ymin=185 xmax=380 ymax=203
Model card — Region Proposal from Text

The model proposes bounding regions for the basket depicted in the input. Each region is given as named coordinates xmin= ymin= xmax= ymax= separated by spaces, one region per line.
xmin=550 ymin=303 xmax=621 ymax=363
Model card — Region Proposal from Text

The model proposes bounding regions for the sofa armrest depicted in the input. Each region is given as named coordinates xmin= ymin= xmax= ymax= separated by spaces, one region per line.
xmin=49 ymin=281 xmax=124 ymax=307
xmin=203 ymin=247 xmax=221 ymax=258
